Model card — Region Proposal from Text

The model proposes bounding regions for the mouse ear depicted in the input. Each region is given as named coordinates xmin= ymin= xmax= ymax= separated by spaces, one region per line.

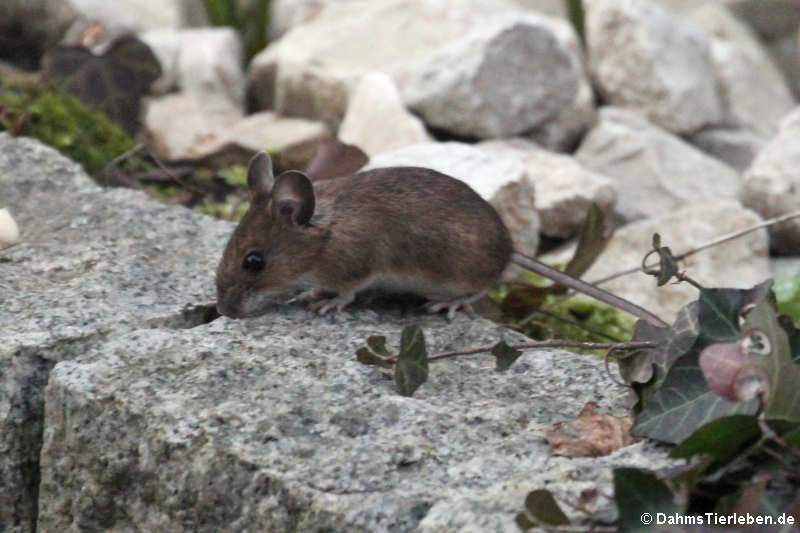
xmin=246 ymin=152 xmax=275 ymax=195
xmin=271 ymin=170 xmax=315 ymax=226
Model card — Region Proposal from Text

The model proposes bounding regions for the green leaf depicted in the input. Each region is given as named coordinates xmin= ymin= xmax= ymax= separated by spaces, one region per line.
xmin=394 ymin=326 xmax=428 ymax=397
xmin=491 ymin=341 xmax=523 ymax=371
xmin=565 ymin=204 xmax=610 ymax=278
xmin=632 ymin=286 xmax=772 ymax=443
xmin=669 ymin=415 xmax=761 ymax=463
xmin=521 ymin=489 xmax=569 ymax=526
xmin=355 ymin=347 xmax=393 ymax=369
xmin=367 ymin=335 xmax=391 ymax=358
xmin=614 ymin=468 xmax=681 ymax=533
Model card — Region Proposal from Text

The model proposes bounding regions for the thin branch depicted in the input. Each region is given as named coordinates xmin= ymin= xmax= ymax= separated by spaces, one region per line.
xmin=591 ymin=209 xmax=800 ymax=286
xmin=420 ymin=340 xmax=656 ymax=364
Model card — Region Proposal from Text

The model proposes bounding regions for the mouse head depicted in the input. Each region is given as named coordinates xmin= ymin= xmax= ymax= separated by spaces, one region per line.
xmin=216 ymin=152 xmax=327 ymax=318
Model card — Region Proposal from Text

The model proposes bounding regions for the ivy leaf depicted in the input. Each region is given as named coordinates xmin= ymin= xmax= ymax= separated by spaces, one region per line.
xmin=614 ymin=468 xmax=681 ymax=533
xmin=632 ymin=285 xmax=772 ymax=443
xmin=367 ymin=335 xmax=391 ymax=358
xmin=42 ymin=35 xmax=161 ymax=133
xmin=517 ymin=489 xmax=570 ymax=528
xmin=491 ymin=341 xmax=522 ymax=371
xmin=394 ymin=326 xmax=428 ymax=397
xmin=669 ymin=415 xmax=761 ymax=464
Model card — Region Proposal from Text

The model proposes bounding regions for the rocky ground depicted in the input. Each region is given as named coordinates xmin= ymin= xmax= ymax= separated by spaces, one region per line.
xmin=2 ymin=0 xmax=800 ymax=531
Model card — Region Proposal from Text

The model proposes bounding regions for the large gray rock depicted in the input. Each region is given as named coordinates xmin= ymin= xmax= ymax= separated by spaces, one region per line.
xmin=575 ymin=107 xmax=742 ymax=223
xmin=365 ymin=142 xmax=540 ymax=256
xmin=0 ymin=134 xmax=229 ymax=533
xmin=140 ymin=27 xmax=246 ymax=108
xmin=0 ymin=134 xmax=676 ymax=532
xmin=248 ymin=0 xmax=588 ymax=138
xmin=477 ymin=138 xmax=616 ymax=239
xmin=742 ymin=107 xmax=800 ymax=254
xmin=546 ymin=201 xmax=770 ymax=320
xmin=690 ymin=127 xmax=766 ymax=172
xmin=399 ymin=13 xmax=585 ymax=138
xmin=585 ymin=0 xmax=723 ymax=134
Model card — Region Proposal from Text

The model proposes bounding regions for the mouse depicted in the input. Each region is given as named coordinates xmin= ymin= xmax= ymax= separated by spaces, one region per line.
xmin=216 ymin=152 xmax=666 ymax=327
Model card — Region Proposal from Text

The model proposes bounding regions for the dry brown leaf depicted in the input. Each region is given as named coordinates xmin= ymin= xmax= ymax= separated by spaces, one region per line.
xmin=545 ymin=402 xmax=637 ymax=457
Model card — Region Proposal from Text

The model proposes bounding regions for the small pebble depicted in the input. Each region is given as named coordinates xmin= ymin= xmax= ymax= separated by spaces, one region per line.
xmin=0 ymin=208 xmax=20 ymax=248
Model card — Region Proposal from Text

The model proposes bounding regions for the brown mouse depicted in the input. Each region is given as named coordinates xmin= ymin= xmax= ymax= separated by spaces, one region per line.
xmin=216 ymin=152 xmax=666 ymax=326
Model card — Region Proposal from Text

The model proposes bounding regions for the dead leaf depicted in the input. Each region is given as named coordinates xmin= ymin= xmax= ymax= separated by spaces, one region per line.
xmin=545 ymin=402 xmax=637 ymax=457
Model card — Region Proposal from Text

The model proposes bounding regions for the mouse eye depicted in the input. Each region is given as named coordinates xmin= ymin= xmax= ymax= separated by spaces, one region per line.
xmin=242 ymin=251 xmax=266 ymax=272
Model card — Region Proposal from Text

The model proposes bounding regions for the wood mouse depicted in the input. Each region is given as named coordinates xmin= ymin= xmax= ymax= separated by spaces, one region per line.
xmin=216 ymin=152 xmax=666 ymax=327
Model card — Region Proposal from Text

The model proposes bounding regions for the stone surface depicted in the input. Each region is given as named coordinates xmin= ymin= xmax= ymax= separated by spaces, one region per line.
xmin=141 ymin=27 xmax=246 ymax=108
xmin=742 ymin=107 xmax=800 ymax=254
xmin=338 ymin=72 xmax=432 ymax=156
xmin=143 ymin=93 xmax=331 ymax=168
xmin=0 ymin=133 xmax=678 ymax=533
xmin=0 ymin=133 xmax=230 ymax=533
xmin=365 ymin=142 xmax=540 ymax=256
xmin=399 ymin=13 xmax=585 ymax=139
xmin=527 ymin=73 xmax=597 ymax=152
xmin=690 ymin=127 xmax=766 ymax=172
xmin=477 ymin=138 xmax=615 ymax=239
xmin=574 ymin=107 xmax=742 ymax=223
xmin=65 ymin=0 xmax=206 ymax=32
xmin=546 ymin=201 xmax=770 ymax=321
xmin=0 ymin=0 xmax=76 ymax=69
xmin=585 ymin=0 xmax=723 ymax=134
xmin=768 ymin=32 xmax=800 ymax=101
xmin=247 ymin=0 xmax=584 ymax=134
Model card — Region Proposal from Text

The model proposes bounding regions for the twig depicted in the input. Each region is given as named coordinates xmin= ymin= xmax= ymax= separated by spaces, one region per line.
xmin=591 ymin=209 xmax=800 ymax=286
xmin=418 ymin=340 xmax=656 ymax=364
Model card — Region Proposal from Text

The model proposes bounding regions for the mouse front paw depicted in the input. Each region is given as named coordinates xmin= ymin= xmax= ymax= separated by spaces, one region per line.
xmin=309 ymin=291 xmax=356 ymax=315
xmin=425 ymin=292 xmax=485 ymax=321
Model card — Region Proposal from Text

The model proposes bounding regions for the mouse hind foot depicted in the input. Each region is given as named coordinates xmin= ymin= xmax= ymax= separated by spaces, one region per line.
xmin=425 ymin=291 xmax=486 ymax=321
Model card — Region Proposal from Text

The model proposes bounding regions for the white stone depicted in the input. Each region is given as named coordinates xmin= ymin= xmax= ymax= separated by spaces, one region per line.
xmin=141 ymin=28 xmax=246 ymax=108
xmin=742 ymin=107 xmax=800 ymax=253
xmin=399 ymin=13 xmax=585 ymax=138
xmin=0 ymin=208 xmax=20 ymax=248
xmin=365 ymin=142 xmax=540 ymax=255
xmin=338 ymin=72 xmax=431 ymax=156
xmin=65 ymin=0 xmax=206 ymax=32
xmin=547 ymin=201 xmax=770 ymax=321
xmin=575 ymin=107 xmax=742 ymax=223
xmin=477 ymin=138 xmax=615 ymax=239
xmin=585 ymin=0 xmax=723 ymax=134
xmin=690 ymin=128 xmax=766 ymax=172
xmin=143 ymin=93 xmax=330 ymax=168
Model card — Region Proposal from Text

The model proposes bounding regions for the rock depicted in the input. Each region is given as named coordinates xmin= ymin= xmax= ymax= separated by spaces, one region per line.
xmin=400 ymin=13 xmax=585 ymax=138
xmin=527 ymin=75 xmax=596 ymax=152
xmin=729 ymin=0 xmax=800 ymax=40
xmin=247 ymin=0 xmax=582 ymax=133
xmin=709 ymin=39 xmax=796 ymax=137
xmin=767 ymin=33 xmax=800 ymax=100
xmin=585 ymin=0 xmax=723 ymax=134
xmin=0 ymin=133 xmax=231 ymax=533
xmin=141 ymin=28 xmax=246 ymax=108
xmin=65 ymin=0 xmax=206 ymax=32
xmin=690 ymin=127 xmax=766 ymax=172
xmin=365 ymin=142 xmax=540 ymax=256
xmin=2 ymin=133 xmax=676 ymax=533
xmin=143 ymin=93 xmax=331 ymax=168
xmin=0 ymin=0 xmax=76 ymax=69
xmin=547 ymin=201 xmax=770 ymax=321
xmin=574 ymin=107 xmax=742 ymax=223
xmin=742 ymin=107 xmax=800 ymax=254
xmin=338 ymin=72 xmax=432 ymax=156
xmin=0 ymin=208 xmax=20 ymax=248
xmin=477 ymin=138 xmax=615 ymax=239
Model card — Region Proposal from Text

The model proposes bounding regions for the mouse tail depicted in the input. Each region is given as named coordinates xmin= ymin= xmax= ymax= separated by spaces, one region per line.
xmin=510 ymin=252 xmax=668 ymax=328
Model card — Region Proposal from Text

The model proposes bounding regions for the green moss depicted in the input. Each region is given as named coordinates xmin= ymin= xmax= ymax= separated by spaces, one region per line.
xmin=774 ymin=268 xmax=800 ymax=323
xmin=529 ymin=295 xmax=636 ymax=346
xmin=0 ymin=76 xmax=136 ymax=173
xmin=195 ymin=195 xmax=249 ymax=220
